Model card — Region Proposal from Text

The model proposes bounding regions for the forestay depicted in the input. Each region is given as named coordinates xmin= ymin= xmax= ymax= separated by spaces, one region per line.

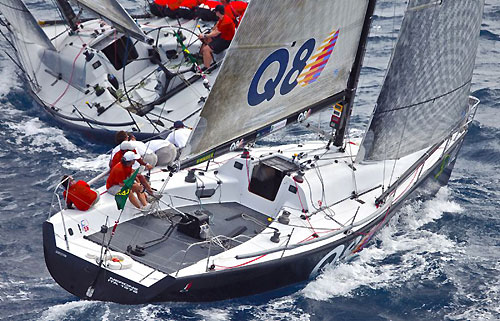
xmin=184 ymin=0 xmax=370 ymax=161
xmin=74 ymin=0 xmax=149 ymax=43
xmin=357 ymin=0 xmax=484 ymax=162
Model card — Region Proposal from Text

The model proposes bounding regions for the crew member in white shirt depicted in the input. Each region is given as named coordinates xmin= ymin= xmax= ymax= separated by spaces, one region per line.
xmin=166 ymin=120 xmax=192 ymax=149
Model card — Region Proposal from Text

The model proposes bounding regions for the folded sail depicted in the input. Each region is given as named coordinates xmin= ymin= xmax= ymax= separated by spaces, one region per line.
xmin=184 ymin=0 xmax=370 ymax=161
xmin=357 ymin=0 xmax=484 ymax=162
xmin=74 ymin=0 xmax=148 ymax=43
xmin=0 ymin=0 xmax=55 ymax=50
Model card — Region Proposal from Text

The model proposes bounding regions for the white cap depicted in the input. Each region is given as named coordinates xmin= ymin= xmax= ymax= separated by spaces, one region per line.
xmin=120 ymin=141 xmax=134 ymax=151
xmin=123 ymin=151 xmax=140 ymax=162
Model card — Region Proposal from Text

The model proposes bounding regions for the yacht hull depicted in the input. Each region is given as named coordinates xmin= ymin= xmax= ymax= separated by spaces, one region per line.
xmin=43 ymin=136 xmax=463 ymax=303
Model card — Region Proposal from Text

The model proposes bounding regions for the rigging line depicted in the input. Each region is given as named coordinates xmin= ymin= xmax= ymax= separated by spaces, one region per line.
xmin=121 ymin=37 xmax=161 ymax=133
xmin=345 ymin=127 xmax=358 ymax=195
xmin=294 ymin=181 xmax=317 ymax=235
xmin=389 ymin=103 xmax=411 ymax=186
xmin=376 ymin=80 xmax=472 ymax=114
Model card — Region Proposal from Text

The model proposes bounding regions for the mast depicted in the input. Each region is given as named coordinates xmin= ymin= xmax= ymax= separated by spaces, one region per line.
xmin=333 ymin=0 xmax=377 ymax=148
xmin=54 ymin=0 xmax=79 ymax=31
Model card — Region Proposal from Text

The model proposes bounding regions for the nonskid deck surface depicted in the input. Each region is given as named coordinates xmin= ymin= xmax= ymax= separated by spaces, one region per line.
xmin=86 ymin=203 xmax=271 ymax=274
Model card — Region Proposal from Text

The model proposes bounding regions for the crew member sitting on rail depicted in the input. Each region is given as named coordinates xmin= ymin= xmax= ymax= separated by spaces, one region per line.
xmin=61 ymin=175 xmax=100 ymax=211
xmin=150 ymin=0 xmax=182 ymax=18
xmin=195 ymin=0 xmax=221 ymax=21
xmin=110 ymin=141 xmax=158 ymax=199
xmin=220 ymin=0 xmax=247 ymax=26
xmin=177 ymin=0 xmax=205 ymax=19
xmin=107 ymin=151 xmax=149 ymax=210
xmin=198 ymin=5 xmax=235 ymax=70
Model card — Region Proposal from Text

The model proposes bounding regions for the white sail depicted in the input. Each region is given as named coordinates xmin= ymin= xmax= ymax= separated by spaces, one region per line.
xmin=0 ymin=0 xmax=56 ymax=51
xmin=0 ymin=0 xmax=55 ymax=50
xmin=184 ymin=0 xmax=369 ymax=160
xmin=357 ymin=0 xmax=484 ymax=162
xmin=0 ymin=0 xmax=56 ymax=87
xmin=74 ymin=0 xmax=149 ymax=43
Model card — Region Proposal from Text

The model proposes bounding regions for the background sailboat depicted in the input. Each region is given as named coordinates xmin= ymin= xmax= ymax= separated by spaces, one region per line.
xmin=0 ymin=0 xmax=220 ymax=142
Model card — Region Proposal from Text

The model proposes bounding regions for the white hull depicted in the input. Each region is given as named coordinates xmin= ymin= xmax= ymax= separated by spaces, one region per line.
xmin=2 ymin=14 xmax=220 ymax=141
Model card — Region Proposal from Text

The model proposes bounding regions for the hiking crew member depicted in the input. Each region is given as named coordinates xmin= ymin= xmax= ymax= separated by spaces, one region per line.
xmin=107 ymin=151 xmax=149 ymax=210
xmin=150 ymin=0 xmax=183 ymax=18
xmin=196 ymin=0 xmax=221 ymax=21
xmin=61 ymin=175 xmax=99 ymax=211
xmin=198 ymin=5 xmax=235 ymax=69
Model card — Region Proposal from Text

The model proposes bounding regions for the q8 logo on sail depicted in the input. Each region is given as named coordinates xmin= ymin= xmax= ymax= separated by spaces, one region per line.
xmin=248 ymin=29 xmax=340 ymax=107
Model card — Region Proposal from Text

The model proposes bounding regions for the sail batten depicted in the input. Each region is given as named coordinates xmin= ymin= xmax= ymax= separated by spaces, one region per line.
xmin=183 ymin=0 xmax=371 ymax=162
xmin=357 ymin=0 xmax=484 ymax=162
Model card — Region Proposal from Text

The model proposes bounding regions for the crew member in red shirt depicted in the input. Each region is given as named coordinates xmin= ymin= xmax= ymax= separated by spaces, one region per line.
xmin=177 ymin=0 xmax=204 ymax=19
xmin=150 ymin=0 xmax=183 ymax=18
xmin=106 ymin=151 xmax=148 ymax=210
xmin=61 ymin=176 xmax=99 ymax=211
xmin=220 ymin=0 xmax=247 ymax=26
xmin=198 ymin=5 xmax=235 ymax=69
xmin=195 ymin=0 xmax=221 ymax=21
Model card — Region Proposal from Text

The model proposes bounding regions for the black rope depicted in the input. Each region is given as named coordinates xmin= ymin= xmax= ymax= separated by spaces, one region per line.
xmin=377 ymin=80 xmax=472 ymax=114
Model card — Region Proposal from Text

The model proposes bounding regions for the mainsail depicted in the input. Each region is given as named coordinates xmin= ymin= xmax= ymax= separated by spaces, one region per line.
xmin=184 ymin=0 xmax=371 ymax=162
xmin=73 ymin=0 xmax=149 ymax=43
xmin=357 ymin=0 xmax=484 ymax=162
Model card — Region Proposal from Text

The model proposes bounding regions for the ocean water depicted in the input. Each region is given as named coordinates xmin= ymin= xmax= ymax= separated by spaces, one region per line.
xmin=0 ymin=1 xmax=499 ymax=320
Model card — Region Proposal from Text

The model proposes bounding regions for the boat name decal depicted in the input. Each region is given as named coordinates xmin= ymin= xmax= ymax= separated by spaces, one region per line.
xmin=229 ymin=139 xmax=245 ymax=152
xmin=107 ymin=276 xmax=138 ymax=294
xmin=55 ymin=250 xmax=67 ymax=258
xmin=248 ymin=29 xmax=340 ymax=107
xmin=309 ymin=235 xmax=363 ymax=278
xmin=297 ymin=109 xmax=312 ymax=123
xmin=196 ymin=152 xmax=214 ymax=164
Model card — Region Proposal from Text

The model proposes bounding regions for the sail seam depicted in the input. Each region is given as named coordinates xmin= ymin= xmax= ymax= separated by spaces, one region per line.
xmin=376 ymin=79 xmax=471 ymax=114
xmin=0 ymin=3 xmax=28 ymax=12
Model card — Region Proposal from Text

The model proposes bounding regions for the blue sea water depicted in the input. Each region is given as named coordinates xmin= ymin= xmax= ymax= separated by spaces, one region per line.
xmin=0 ymin=1 xmax=499 ymax=320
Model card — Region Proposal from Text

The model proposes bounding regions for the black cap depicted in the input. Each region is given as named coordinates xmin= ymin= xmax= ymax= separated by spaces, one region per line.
xmin=214 ymin=4 xmax=225 ymax=15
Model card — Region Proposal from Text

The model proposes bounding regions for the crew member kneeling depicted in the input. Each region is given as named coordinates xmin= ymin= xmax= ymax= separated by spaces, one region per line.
xmin=61 ymin=175 xmax=99 ymax=211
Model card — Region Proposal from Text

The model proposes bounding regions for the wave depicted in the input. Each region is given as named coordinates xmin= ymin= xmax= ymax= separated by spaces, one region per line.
xmin=302 ymin=188 xmax=460 ymax=301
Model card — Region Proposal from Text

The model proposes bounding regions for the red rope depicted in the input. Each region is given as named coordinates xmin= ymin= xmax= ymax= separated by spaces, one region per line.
xmin=214 ymin=254 xmax=266 ymax=270
xmin=50 ymin=46 xmax=86 ymax=107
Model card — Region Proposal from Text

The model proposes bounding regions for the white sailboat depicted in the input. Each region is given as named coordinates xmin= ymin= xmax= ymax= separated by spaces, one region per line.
xmin=0 ymin=0 xmax=220 ymax=142
xmin=42 ymin=0 xmax=484 ymax=303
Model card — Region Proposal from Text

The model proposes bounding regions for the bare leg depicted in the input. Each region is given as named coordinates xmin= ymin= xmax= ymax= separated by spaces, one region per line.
xmin=138 ymin=191 xmax=148 ymax=207
xmin=137 ymin=174 xmax=153 ymax=194
xmin=132 ymin=183 xmax=148 ymax=207
xmin=128 ymin=192 xmax=141 ymax=209
xmin=201 ymin=45 xmax=213 ymax=68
